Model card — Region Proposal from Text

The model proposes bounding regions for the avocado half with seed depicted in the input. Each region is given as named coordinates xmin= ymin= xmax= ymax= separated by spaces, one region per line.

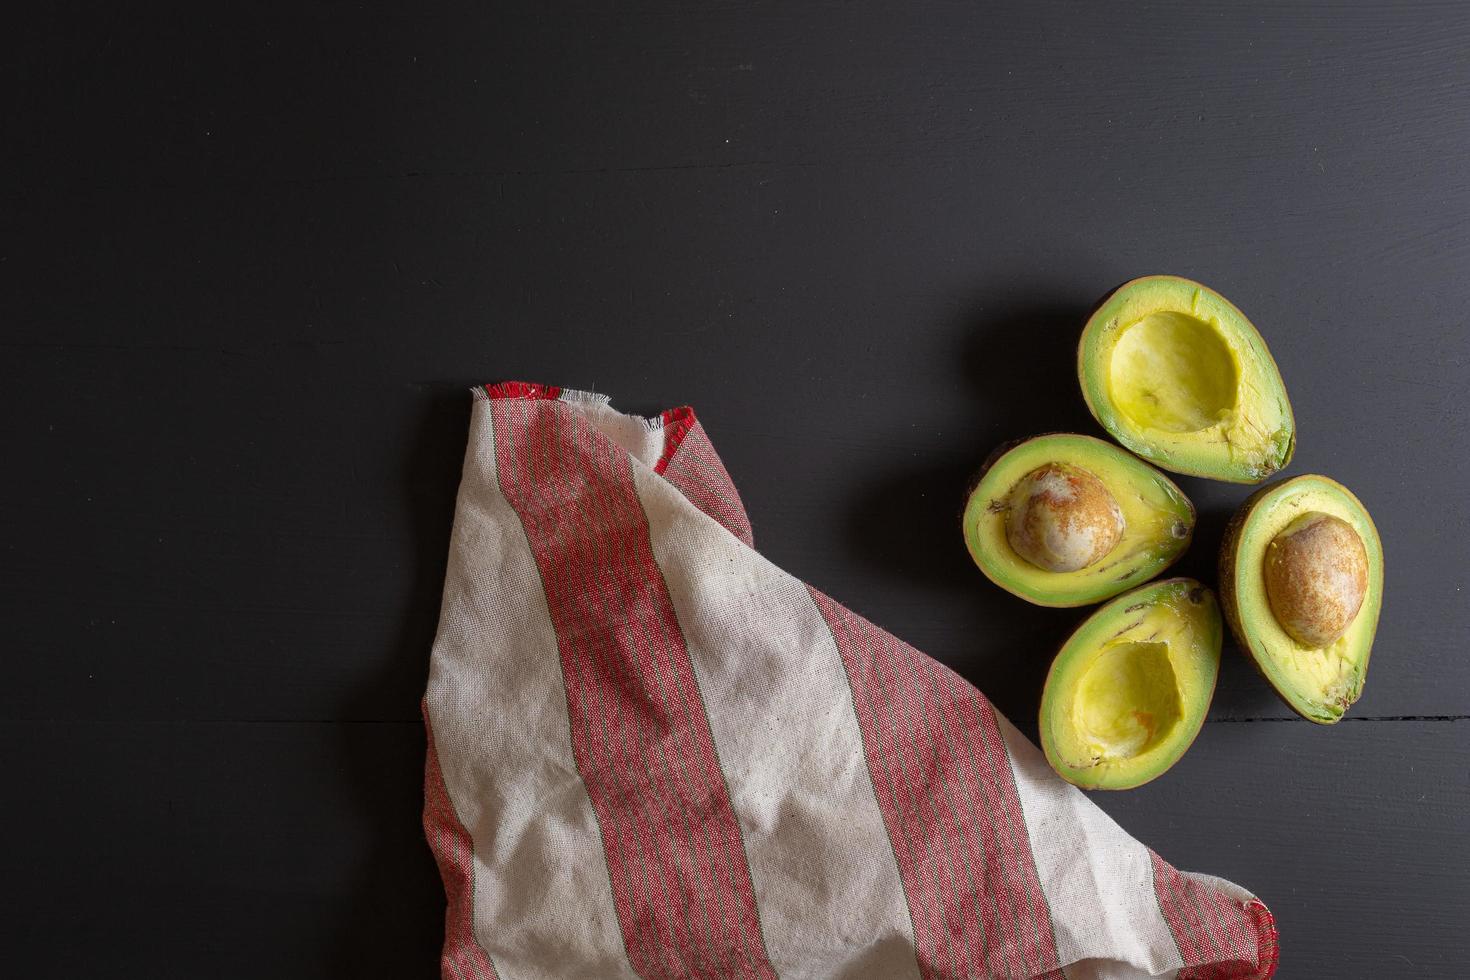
xmin=1220 ymin=474 xmax=1383 ymax=723
xmin=962 ymin=433 xmax=1195 ymax=607
xmin=1078 ymin=275 xmax=1295 ymax=483
xmin=1041 ymin=578 xmax=1222 ymax=790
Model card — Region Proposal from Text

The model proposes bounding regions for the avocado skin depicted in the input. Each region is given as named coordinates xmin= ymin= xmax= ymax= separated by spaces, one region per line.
xmin=1218 ymin=475 xmax=1382 ymax=724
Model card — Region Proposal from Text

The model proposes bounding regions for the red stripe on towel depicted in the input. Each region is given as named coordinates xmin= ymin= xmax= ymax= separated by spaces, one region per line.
xmin=808 ymin=588 xmax=1060 ymax=979
xmin=1152 ymin=851 xmax=1277 ymax=979
xmin=491 ymin=396 xmax=775 ymax=980
xmin=483 ymin=381 xmax=561 ymax=400
xmin=656 ymin=415 xmax=754 ymax=546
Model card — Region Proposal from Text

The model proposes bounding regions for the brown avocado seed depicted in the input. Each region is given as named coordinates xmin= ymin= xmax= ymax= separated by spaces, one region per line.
xmin=1005 ymin=463 xmax=1125 ymax=573
xmin=1263 ymin=512 xmax=1369 ymax=648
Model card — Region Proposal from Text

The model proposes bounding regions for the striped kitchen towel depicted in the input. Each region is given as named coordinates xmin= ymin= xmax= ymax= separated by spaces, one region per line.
xmin=422 ymin=382 xmax=1278 ymax=980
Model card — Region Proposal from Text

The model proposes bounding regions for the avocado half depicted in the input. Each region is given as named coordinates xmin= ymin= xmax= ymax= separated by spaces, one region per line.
xmin=962 ymin=433 xmax=1195 ymax=607
xmin=1041 ymin=578 xmax=1221 ymax=790
xmin=1219 ymin=474 xmax=1383 ymax=723
xmin=1078 ymin=276 xmax=1295 ymax=483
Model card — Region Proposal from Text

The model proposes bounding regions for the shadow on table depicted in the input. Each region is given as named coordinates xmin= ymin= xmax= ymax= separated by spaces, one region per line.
xmin=327 ymin=384 xmax=474 ymax=978
xmin=841 ymin=291 xmax=1104 ymax=735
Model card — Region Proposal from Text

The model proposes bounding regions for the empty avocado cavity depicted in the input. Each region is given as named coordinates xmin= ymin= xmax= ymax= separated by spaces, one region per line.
xmin=1041 ymin=578 xmax=1221 ymax=790
xmin=1076 ymin=641 xmax=1182 ymax=759
xmin=1109 ymin=311 xmax=1239 ymax=434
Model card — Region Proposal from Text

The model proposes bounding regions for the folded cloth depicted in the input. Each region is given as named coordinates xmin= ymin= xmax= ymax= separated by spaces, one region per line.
xmin=423 ymin=382 xmax=1278 ymax=980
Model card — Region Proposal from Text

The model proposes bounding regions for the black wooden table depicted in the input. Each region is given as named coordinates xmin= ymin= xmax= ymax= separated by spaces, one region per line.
xmin=5 ymin=2 xmax=1467 ymax=976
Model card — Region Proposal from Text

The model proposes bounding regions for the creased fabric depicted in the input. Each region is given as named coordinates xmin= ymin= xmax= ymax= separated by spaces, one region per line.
xmin=422 ymin=382 xmax=1278 ymax=980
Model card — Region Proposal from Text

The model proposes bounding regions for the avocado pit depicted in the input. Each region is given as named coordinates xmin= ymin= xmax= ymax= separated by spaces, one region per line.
xmin=1004 ymin=463 xmax=1125 ymax=573
xmin=1263 ymin=512 xmax=1369 ymax=648
xmin=964 ymin=434 xmax=1196 ymax=607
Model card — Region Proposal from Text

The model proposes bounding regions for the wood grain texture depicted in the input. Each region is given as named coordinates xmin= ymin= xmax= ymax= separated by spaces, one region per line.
xmin=3 ymin=0 xmax=1468 ymax=975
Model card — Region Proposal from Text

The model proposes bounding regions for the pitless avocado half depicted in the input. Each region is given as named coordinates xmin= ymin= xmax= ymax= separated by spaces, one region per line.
xmin=1041 ymin=578 xmax=1222 ymax=790
xmin=962 ymin=433 xmax=1194 ymax=607
xmin=1220 ymin=475 xmax=1383 ymax=723
xmin=1078 ymin=276 xmax=1295 ymax=484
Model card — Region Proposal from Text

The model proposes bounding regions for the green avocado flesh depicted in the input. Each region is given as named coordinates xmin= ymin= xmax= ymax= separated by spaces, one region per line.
xmin=1041 ymin=578 xmax=1221 ymax=790
xmin=962 ymin=433 xmax=1195 ymax=607
xmin=1078 ymin=276 xmax=1295 ymax=483
xmin=1220 ymin=475 xmax=1383 ymax=723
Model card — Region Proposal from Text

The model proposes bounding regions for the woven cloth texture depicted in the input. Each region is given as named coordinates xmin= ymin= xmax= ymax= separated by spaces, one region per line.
xmin=422 ymin=383 xmax=1278 ymax=980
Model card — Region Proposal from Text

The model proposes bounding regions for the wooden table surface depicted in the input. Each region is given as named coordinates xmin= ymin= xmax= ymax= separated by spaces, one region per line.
xmin=4 ymin=2 xmax=1468 ymax=976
